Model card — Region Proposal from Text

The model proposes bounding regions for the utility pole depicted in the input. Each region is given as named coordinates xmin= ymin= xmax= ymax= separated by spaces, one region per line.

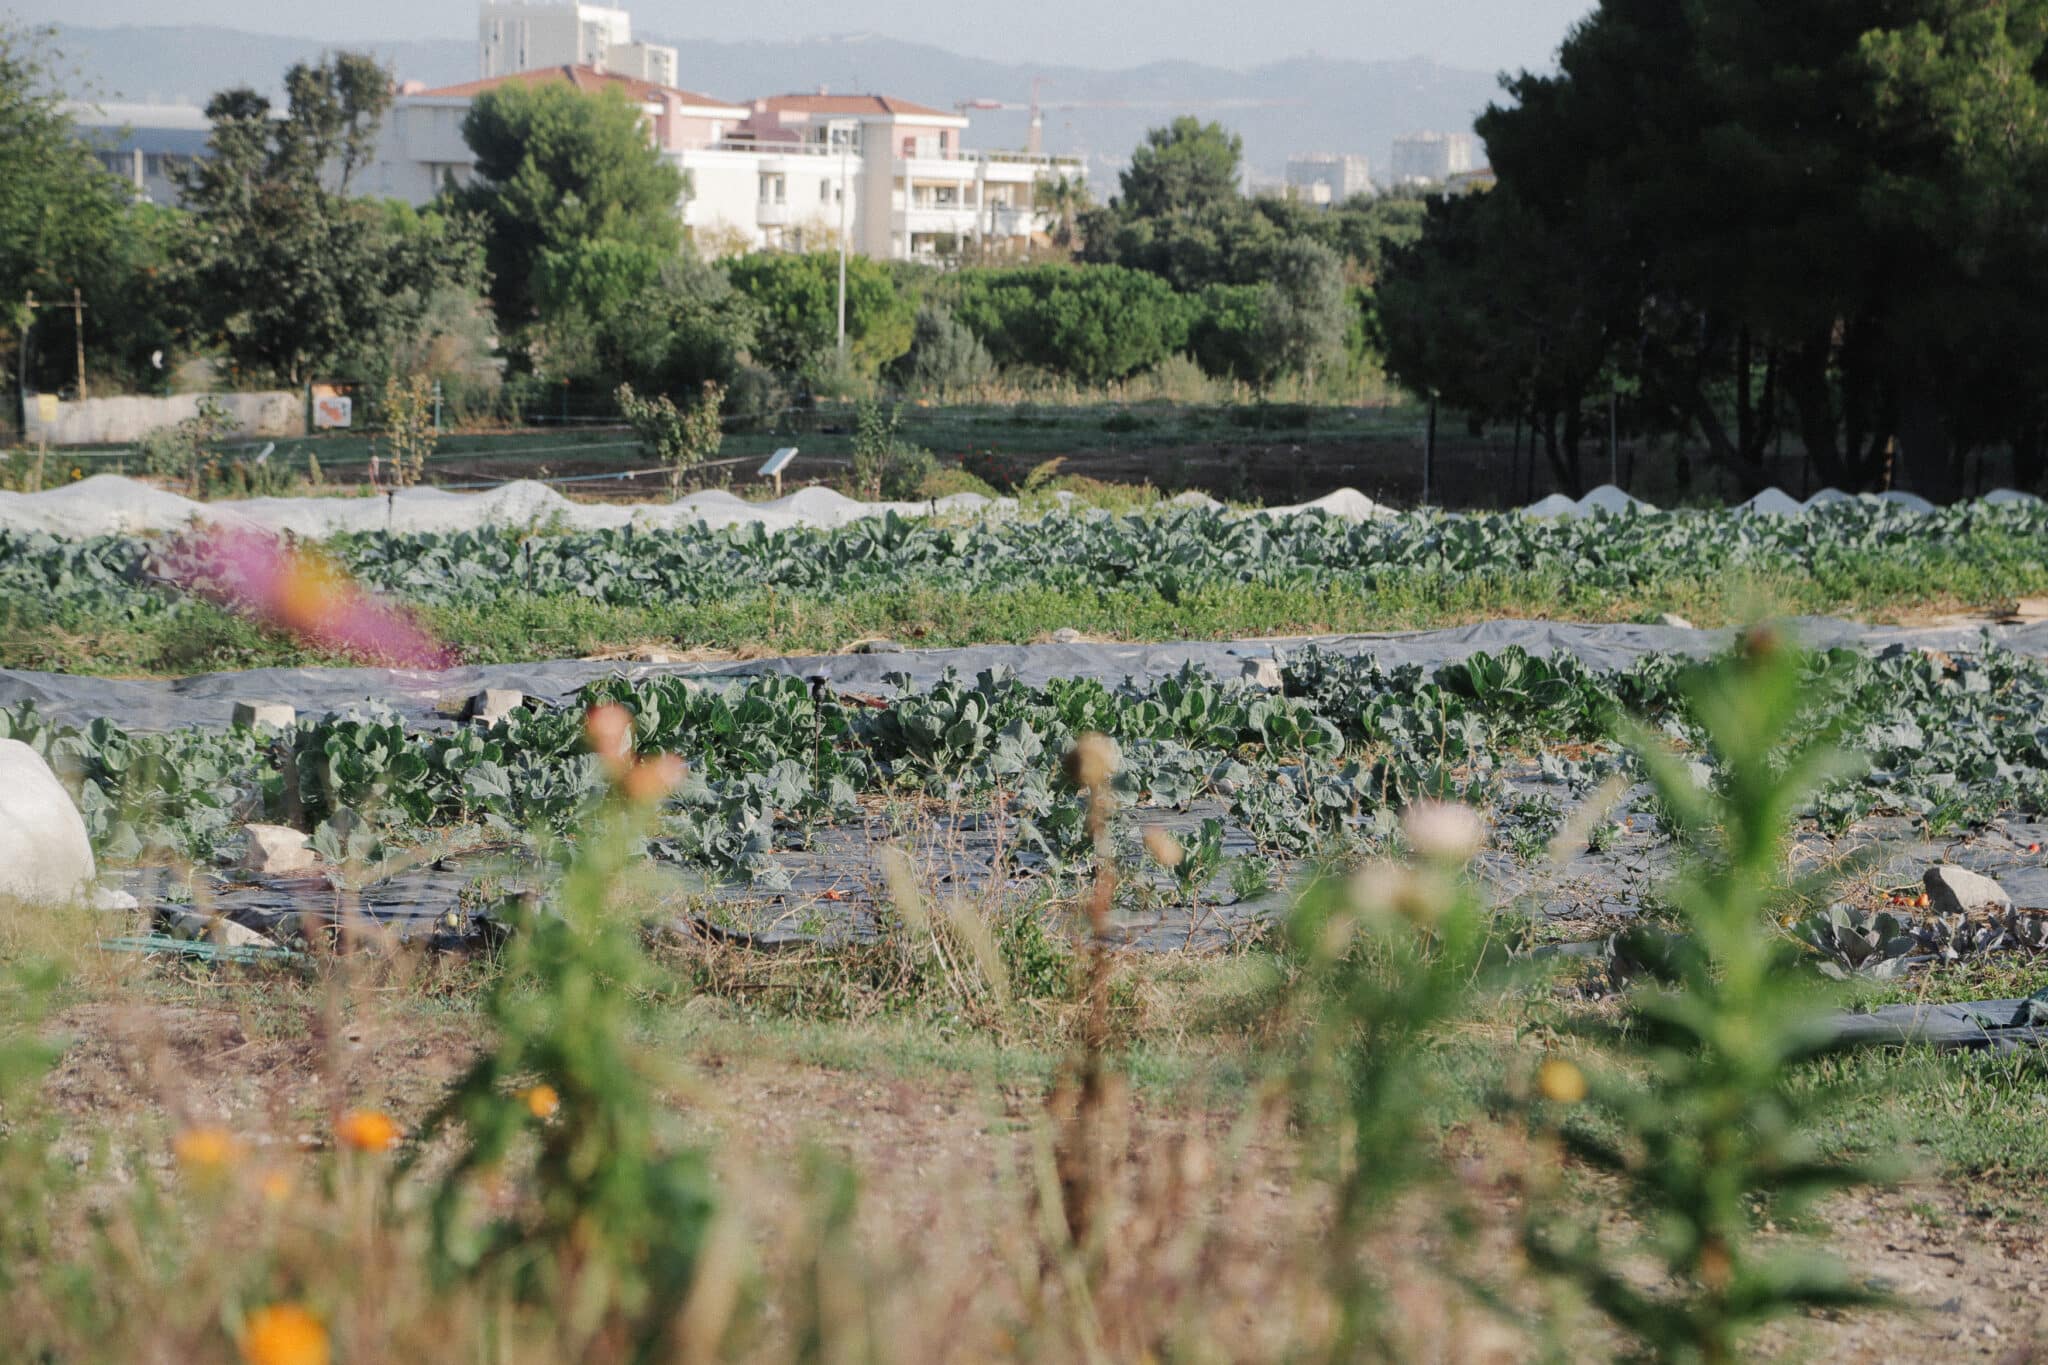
xmin=71 ymin=288 xmax=87 ymax=401
xmin=832 ymin=118 xmax=855 ymax=355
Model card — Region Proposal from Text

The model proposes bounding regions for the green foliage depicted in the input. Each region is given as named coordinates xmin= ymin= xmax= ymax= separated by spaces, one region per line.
xmin=1389 ymin=0 xmax=2048 ymax=495
xmin=721 ymin=251 xmax=915 ymax=379
xmin=944 ymin=264 xmax=1191 ymax=385
xmin=616 ymin=380 xmax=725 ymax=498
xmin=896 ymin=301 xmax=994 ymax=394
xmin=454 ymin=82 xmax=685 ymax=332
xmin=0 ymin=23 xmax=183 ymax=393
xmin=1284 ymin=827 xmax=1501 ymax=1352
xmin=136 ymin=398 xmax=230 ymax=497
xmin=176 ymin=57 xmax=485 ymax=385
xmin=406 ymin=789 xmax=717 ymax=1362
xmin=1522 ymin=633 xmax=1891 ymax=1359
xmin=1115 ymin=117 xmax=1244 ymax=220
xmin=847 ymin=399 xmax=934 ymax=499
xmin=377 ymin=374 xmax=437 ymax=488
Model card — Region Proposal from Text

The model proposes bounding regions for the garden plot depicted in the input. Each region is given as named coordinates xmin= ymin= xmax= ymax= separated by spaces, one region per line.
xmin=12 ymin=638 xmax=2047 ymax=973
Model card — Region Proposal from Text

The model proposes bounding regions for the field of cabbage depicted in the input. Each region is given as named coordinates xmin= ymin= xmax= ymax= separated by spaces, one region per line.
xmin=3 ymin=498 xmax=2047 ymax=673
xmin=9 ymin=640 xmax=2045 ymax=940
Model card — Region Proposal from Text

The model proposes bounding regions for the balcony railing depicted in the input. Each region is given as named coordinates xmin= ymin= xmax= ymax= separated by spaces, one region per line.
xmin=695 ymin=138 xmax=1082 ymax=171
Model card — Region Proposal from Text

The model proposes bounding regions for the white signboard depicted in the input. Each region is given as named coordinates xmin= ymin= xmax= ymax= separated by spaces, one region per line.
xmin=313 ymin=395 xmax=353 ymax=429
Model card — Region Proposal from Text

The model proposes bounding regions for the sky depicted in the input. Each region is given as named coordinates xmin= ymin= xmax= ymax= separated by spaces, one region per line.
xmin=10 ymin=0 xmax=1596 ymax=74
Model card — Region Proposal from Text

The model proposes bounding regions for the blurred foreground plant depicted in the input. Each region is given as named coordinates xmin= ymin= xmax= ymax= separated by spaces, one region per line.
xmin=404 ymin=705 xmax=725 ymax=1362
xmin=1522 ymin=629 xmax=1890 ymax=1360
xmin=1286 ymin=798 xmax=1502 ymax=1356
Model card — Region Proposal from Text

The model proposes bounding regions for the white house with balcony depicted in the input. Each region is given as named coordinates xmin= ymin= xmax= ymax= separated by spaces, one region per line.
xmin=360 ymin=66 xmax=1084 ymax=264
xmin=677 ymin=93 xmax=1079 ymax=262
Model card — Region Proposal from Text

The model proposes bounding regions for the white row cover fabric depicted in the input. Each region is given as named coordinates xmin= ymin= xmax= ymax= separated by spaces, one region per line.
xmin=0 ymin=473 xmax=2038 ymax=540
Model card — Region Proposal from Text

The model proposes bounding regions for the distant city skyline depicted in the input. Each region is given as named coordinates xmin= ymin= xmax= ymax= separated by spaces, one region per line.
xmin=7 ymin=0 xmax=1596 ymax=77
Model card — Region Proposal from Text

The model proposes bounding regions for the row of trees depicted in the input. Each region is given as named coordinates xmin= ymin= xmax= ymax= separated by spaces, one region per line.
xmin=4 ymin=28 xmax=1413 ymax=420
xmin=1376 ymin=0 xmax=2048 ymax=497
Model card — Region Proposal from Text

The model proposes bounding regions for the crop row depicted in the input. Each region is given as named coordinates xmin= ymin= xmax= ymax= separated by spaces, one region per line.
xmin=3 ymin=641 xmax=2044 ymax=891
xmin=3 ymin=499 xmax=2046 ymax=627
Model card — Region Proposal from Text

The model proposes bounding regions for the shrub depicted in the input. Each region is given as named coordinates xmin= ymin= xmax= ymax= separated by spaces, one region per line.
xmin=898 ymin=301 xmax=993 ymax=395
xmin=137 ymin=398 xmax=231 ymax=498
xmin=946 ymin=264 xmax=1192 ymax=385
xmin=849 ymin=398 xmax=934 ymax=500
xmin=376 ymin=374 xmax=438 ymax=488
xmin=616 ymin=380 xmax=725 ymax=498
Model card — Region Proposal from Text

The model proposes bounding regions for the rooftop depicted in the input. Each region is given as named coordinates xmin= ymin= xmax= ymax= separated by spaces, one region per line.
xmin=756 ymin=92 xmax=960 ymax=121
xmin=415 ymin=65 xmax=743 ymax=112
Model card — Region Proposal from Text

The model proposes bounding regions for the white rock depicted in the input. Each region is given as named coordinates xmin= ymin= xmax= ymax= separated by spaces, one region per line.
xmin=1983 ymin=488 xmax=2044 ymax=507
xmin=242 ymin=823 xmax=319 ymax=875
xmin=465 ymin=688 xmax=527 ymax=724
xmin=1877 ymin=490 xmax=1937 ymax=513
xmin=168 ymin=910 xmax=274 ymax=949
xmin=232 ymin=701 xmax=296 ymax=731
xmin=1051 ymin=628 xmax=1085 ymax=645
xmin=0 ymin=738 xmax=123 ymax=908
xmin=1656 ymin=613 xmax=1696 ymax=629
xmin=1240 ymin=658 xmax=1285 ymax=690
xmin=1803 ymin=487 xmax=1853 ymax=508
xmin=1923 ymin=866 xmax=2012 ymax=917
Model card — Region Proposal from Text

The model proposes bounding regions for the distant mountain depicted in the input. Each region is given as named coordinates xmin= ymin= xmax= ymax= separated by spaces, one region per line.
xmin=49 ymin=23 xmax=1502 ymax=183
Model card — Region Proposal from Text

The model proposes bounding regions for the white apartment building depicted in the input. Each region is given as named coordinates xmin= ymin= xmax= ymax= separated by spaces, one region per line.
xmin=360 ymin=68 xmax=1085 ymax=264
xmin=479 ymin=1 xmax=678 ymax=87
xmin=1389 ymin=131 xmax=1480 ymax=186
xmin=64 ymin=101 xmax=212 ymax=206
xmin=682 ymin=93 xmax=1080 ymax=262
xmin=1284 ymin=153 xmax=1373 ymax=206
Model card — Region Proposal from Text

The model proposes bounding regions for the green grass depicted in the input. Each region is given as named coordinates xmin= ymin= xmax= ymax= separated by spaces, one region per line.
xmin=12 ymin=545 xmax=2044 ymax=678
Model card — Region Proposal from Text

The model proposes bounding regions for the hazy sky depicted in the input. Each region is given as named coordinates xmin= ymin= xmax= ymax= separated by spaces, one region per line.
xmin=14 ymin=0 xmax=1595 ymax=73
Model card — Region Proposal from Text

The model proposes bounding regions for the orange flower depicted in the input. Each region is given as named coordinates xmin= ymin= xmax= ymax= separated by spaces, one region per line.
xmin=239 ymin=1303 xmax=330 ymax=1365
xmin=522 ymin=1084 xmax=561 ymax=1120
xmin=174 ymin=1124 xmax=244 ymax=1174
xmin=335 ymin=1109 xmax=401 ymax=1153
xmin=256 ymin=1169 xmax=294 ymax=1204
xmin=1537 ymin=1057 xmax=1588 ymax=1105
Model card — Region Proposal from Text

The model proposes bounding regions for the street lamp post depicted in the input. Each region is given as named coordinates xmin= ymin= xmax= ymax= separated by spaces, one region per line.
xmin=829 ymin=118 xmax=857 ymax=355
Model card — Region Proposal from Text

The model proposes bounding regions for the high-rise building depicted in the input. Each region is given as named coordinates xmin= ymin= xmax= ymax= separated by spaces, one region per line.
xmin=478 ymin=1 xmax=677 ymax=86
xmin=1284 ymin=153 xmax=1373 ymax=206
xmin=1389 ymin=131 xmax=1480 ymax=186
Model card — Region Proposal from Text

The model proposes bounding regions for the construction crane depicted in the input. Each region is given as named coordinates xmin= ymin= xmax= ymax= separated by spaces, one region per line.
xmin=957 ymin=76 xmax=1304 ymax=156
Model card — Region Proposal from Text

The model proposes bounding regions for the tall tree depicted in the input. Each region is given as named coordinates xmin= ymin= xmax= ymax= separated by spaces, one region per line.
xmin=176 ymin=54 xmax=482 ymax=385
xmin=454 ymin=83 xmax=685 ymax=334
xmin=1115 ymin=117 xmax=1242 ymax=219
xmin=0 ymin=21 xmax=159 ymax=395
xmin=1415 ymin=0 xmax=2048 ymax=495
